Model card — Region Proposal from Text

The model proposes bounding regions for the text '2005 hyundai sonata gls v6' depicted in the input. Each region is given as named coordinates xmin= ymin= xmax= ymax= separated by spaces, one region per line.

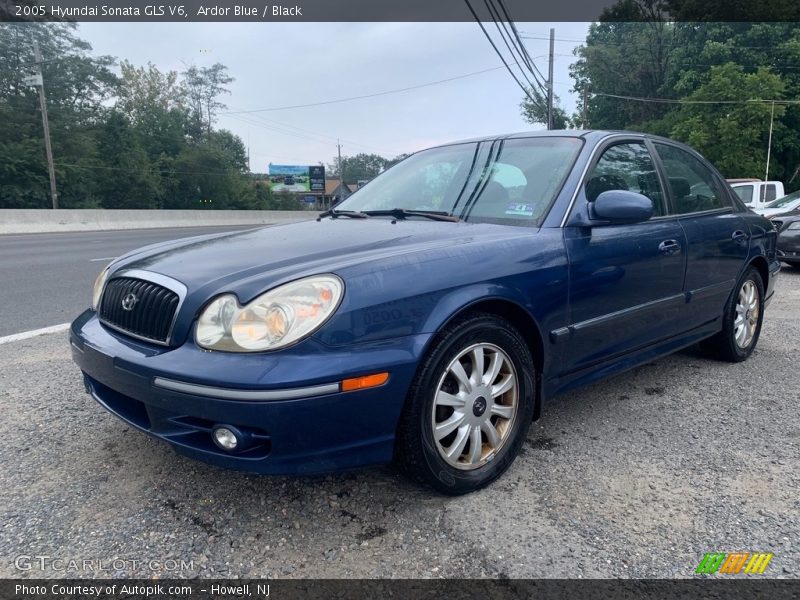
xmin=71 ymin=131 xmax=780 ymax=494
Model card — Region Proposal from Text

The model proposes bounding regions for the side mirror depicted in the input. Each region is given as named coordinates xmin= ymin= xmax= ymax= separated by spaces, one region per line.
xmin=590 ymin=190 xmax=653 ymax=224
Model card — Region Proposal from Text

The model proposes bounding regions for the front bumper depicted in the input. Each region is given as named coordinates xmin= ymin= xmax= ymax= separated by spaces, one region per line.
xmin=70 ymin=310 xmax=429 ymax=475
xmin=777 ymin=228 xmax=800 ymax=263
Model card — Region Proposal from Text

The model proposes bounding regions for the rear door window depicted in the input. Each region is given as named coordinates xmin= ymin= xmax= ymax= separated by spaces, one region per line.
xmin=654 ymin=143 xmax=728 ymax=214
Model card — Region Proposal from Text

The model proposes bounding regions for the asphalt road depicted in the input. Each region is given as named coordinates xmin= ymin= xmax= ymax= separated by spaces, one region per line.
xmin=0 ymin=226 xmax=256 ymax=338
xmin=0 ymin=266 xmax=797 ymax=578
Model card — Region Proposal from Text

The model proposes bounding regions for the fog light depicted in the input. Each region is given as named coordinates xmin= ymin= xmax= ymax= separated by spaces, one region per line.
xmin=212 ymin=426 xmax=239 ymax=451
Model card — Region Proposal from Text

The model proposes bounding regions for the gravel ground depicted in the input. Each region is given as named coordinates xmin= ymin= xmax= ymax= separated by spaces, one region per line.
xmin=1 ymin=268 xmax=798 ymax=579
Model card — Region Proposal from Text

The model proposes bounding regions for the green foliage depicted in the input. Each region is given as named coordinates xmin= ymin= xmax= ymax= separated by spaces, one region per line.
xmin=520 ymin=86 xmax=571 ymax=129
xmin=328 ymin=153 xmax=390 ymax=184
xmin=94 ymin=111 xmax=160 ymax=209
xmin=670 ymin=64 xmax=786 ymax=178
xmin=0 ymin=23 xmax=260 ymax=209
xmin=181 ymin=62 xmax=233 ymax=137
xmin=567 ymin=5 xmax=800 ymax=190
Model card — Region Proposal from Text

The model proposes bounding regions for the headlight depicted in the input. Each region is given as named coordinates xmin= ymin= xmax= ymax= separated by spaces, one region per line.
xmin=788 ymin=222 xmax=800 ymax=230
xmin=91 ymin=266 xmax=110 ymax=311
xmin=195 ymin=274 xmax=344 ymax=352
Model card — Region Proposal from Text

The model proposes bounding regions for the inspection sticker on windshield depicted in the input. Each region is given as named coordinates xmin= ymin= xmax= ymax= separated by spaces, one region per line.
xmin=505 ymin=203 xmax=535 ymax=216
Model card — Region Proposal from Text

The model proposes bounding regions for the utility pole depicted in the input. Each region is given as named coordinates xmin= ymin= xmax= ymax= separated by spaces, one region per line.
xmin=32 ymin=39 xmax=58 ymax=209
xmin=582 ymin=86 xmax=589 ymax=129
xmin=337 ymin=139 xmax=344 ymax=201
xmin=547 ymin=27 xmax=555 ymax=130
xmin=764 ymin=101 xmax=775 ymax=186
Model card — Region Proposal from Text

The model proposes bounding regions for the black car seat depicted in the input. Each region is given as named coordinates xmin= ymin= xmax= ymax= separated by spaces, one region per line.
xmin=471 ymin=180 xmax=511 ymax=218
xmin=668 ymin=177 xmax=693 ymax=213
xmin=585 ymin=173 xmax=629 ymax=202
xmin=637 ymin=172 xmax=664 ymax=215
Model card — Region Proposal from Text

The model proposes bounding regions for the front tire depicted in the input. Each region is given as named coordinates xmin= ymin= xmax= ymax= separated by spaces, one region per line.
xmin=701 ymin=266 xmax=765 ymax=362
xmin=394 ymin=313 xmax=535 ymax=495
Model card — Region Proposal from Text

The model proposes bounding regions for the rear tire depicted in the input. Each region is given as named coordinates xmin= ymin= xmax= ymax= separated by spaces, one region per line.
xmin=394 ymin=313 xmax=535 ymax=495
xmin=701 ymin=266 xmax=764 ymax=362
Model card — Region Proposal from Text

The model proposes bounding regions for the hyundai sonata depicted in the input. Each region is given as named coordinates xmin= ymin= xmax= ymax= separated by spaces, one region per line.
xmin=70 ymin=131 xmax=779 ymax=494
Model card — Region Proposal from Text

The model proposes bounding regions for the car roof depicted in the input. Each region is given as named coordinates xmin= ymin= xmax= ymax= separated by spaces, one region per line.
xmin=429 ymin=129 xmax=682 ymax=149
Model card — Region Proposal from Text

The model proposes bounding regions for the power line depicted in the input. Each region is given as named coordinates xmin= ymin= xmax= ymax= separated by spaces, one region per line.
xmin=223 ymin=113 xmax=404 ymax=163
xmin=519 ymin=33 xmax=588 ymax=43
xmin=481 ymin=0 xmax=546 ymax=95
xmin=220 ymin=65 xmax=508 ymax=115
xmin=592 ymin=92 xmax=800 ymax=105
xmin=496 ymin=0 xmax=549 ymax=86
xmin=54 ymin=162 xmax=241 ymax=177
xmin=462 ymin=0 xmax=537 ymax=104
xmin=223 ymin=109 xmax=400 ymax=156
xmin=520 ymin=33 xmax=800 ymax=52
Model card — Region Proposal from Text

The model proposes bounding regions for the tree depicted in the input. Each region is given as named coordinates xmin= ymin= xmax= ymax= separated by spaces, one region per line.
xmin=206 ymin=129 xmax=248 ymax=173
xmin=328 ymin=153 xmax=388 ymax=184
xmin=569 ymin=5 xmax=676 ymax=131
xmin=181 ymin=63 xmax=233 ymax=137
xmin=0 ymin=24 xmax=256 ymax=209
xmin=117 ymin=61 xmax=184 ymax=123
xmin=670 ymin=64 xmax=786 ymax=179
xmin=95 ymin=111 xmax=160 ymax=209
xmin=117 ymin=60 xmax=188 ymax=160
xmin=568 ymin=2 xmax=800 ymax=190
xmin=0 ymin=23 xmax=118 ymax=208
xmin=520 ymin=87 xmax=571 ymax=129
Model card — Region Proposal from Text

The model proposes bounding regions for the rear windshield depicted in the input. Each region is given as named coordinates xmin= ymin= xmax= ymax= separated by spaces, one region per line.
xmin=766 ymin=190 xmax=800 ymax=208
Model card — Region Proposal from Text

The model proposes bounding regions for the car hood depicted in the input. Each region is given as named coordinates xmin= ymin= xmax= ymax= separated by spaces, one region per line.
xmin=112 ymin=218 xmax=533 ymax=302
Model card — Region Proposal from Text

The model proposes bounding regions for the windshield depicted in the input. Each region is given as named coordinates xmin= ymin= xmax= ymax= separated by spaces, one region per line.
xmin=733 ymin=185 xmax=754 ymax=204
xmin=765 ymin=190 xmax=800 ymax=208
xmin=336 ymin=137 xmax=583 ymax=226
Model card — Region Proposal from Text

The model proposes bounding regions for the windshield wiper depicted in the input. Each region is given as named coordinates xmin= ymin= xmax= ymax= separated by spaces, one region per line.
xmin=362 ymin=208 xmax=460 ymax=222
xmin=317 ymin=208 xmax=369 ymax=220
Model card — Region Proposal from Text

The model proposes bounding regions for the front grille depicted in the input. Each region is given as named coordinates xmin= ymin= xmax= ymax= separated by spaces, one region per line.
xmin=772 ymin=220 xmax=783 ymax=232
xmin=99 ymin=277 xmax=180 ymax=344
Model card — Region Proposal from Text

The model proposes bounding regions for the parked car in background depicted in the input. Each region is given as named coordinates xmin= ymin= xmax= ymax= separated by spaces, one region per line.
xmin=729 ymin=180 xmax=785 ymax=211
xmin=756 ymin=189 xmax=800 ymax=217
xmin=771 ymin=209 xmax=800 ymax=267
xmin=71 ymin=130 xmax=780 ymax=494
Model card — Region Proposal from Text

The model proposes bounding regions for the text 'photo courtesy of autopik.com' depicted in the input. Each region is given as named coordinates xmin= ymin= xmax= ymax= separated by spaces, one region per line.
xmin=0 ymin=0 xmax=799 ymax=598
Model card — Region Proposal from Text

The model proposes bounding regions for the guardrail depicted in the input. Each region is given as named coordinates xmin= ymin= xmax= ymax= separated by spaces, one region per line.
xmin=0 ymin=209 xmax=315 ymax=235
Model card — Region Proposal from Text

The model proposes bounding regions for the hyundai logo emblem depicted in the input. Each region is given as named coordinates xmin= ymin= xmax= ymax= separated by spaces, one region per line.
xmin=121 ymin=293 xmax=139 ymax=311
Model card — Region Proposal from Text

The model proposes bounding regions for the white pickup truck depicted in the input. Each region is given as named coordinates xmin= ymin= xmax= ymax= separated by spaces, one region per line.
xmin=728 ymin=179 xmax=785 ymax=211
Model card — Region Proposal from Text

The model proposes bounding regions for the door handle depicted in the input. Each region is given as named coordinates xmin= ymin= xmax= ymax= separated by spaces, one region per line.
xmin=658 ymin=239 xmax=681 ymax=255
xmin=732 ymin=230 xmax=749 ymax=245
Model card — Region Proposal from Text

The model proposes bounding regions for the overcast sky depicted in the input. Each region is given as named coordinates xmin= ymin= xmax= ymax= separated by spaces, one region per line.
xmin=79 ymin=22 xmax=589 ymax=171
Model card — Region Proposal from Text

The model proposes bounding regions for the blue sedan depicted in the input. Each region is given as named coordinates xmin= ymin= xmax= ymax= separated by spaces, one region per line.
xmin=70 ymin=131 xmax=779 ymax=494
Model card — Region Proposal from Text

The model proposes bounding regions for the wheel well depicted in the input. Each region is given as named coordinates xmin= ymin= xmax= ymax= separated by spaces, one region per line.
xmin=749 ymin=256 xmax=769 ymax=288
xmin=453 ymin=299 xmax=546 ymax=420
xmin=450 ymin=299 xmax=545 ymax=374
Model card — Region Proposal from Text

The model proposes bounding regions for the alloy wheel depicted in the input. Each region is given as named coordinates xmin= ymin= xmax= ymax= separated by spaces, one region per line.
xmin=431 ymin=343 xmax=518 ymax=470
xmin=734 ymin=279 xmax=759 ymax=349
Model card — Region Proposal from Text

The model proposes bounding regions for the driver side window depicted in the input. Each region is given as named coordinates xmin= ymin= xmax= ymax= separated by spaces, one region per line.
xmin=586 ymin=142 xmax=665 ymax=216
